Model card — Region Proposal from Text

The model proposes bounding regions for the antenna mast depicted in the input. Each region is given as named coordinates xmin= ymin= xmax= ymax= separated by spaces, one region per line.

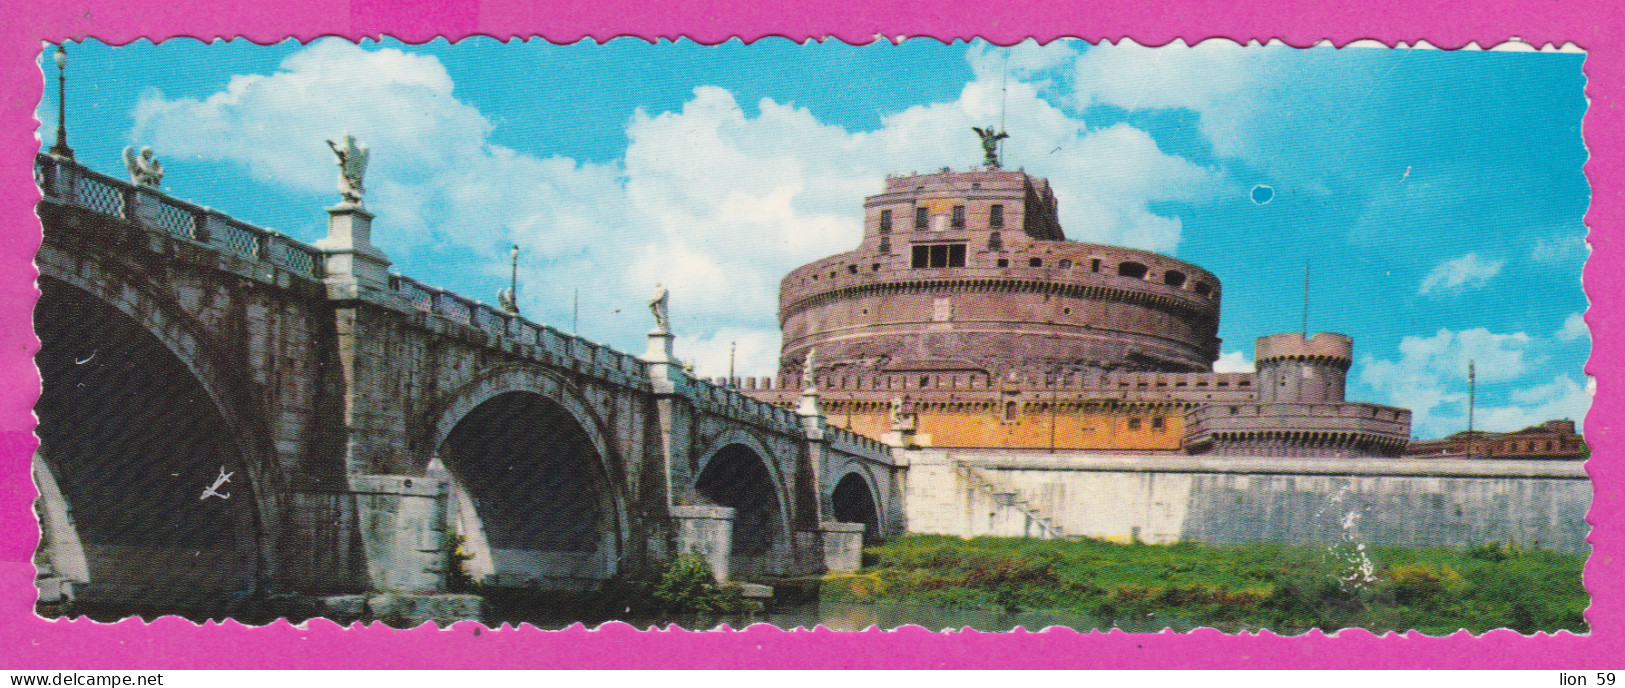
xmin=1301 ymin=260 xmax=1311 ymax=337
xmin=1467 ymin=360 xmax=1477 ymax=436
xmin=999 ymin=47 xmax=1010 ymax=164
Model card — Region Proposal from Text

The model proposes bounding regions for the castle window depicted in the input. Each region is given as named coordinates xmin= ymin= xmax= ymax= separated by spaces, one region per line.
xmin=911 ymin=243 xmax=967 ymax=269
xmin=1059 ymin=259 xmax=1072 ymax=269
xmin=848 ymin=265 xmax=858 ymax=275
xmin=997 ymin=258 xmax=1009 ymax=268
xmin=951 ymin=205 xmax=966 ymax=228
xmin=879 ymin=238 xmax=891 ymax=254
xmin=872 ymin=263 xmax=881 ymax=271
xmin=1004 ymin=401 xmax=1018 ymax=422
xmin=1118 ymin=262 xmax=1149 ymax=279
xmin=1063 ymin=307 xmax=1073 ymax=315
xmin=1029 ymin=257 xmax=1043 ymax=268
xmin=1091 ymin=258 xmax=1102 ymax=273
xmin=1230 ymin=406 xmax=1239 ymax=414
xmin=1152 ymin=417 xmax=1166 ymax=431
xmin=1164 ymin=270 xmax=1187 ymax=287
xmin=879 ymin=209 xmax=893 ymax=234
xmin=1128 ymin=418 xmax=1142 ymax=430
xmin=920 ymin=376 xmax=930 ymax=388
xmin=915 ymin=207 xmax=929 ymax=229
xmin=1194 ymin=281 xmax=1212 ymax=296
xmin=990 ymin=204 xmax=1004 ymax=228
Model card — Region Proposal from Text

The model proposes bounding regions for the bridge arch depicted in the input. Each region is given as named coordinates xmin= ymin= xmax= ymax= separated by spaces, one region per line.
xmin=831 ymin=468 xmax=883 ymax=543
xmin=693 ymin=431 xmax=795 ymax=579
xmin=34 ymin=275 xmax=277 ymax=617
xmin=425 ymin=368 xmax=629 ymax=589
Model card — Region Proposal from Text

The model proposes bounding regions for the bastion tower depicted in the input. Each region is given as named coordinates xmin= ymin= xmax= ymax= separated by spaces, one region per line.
xmin=736 ymin=138 xmax=1410 ymax=456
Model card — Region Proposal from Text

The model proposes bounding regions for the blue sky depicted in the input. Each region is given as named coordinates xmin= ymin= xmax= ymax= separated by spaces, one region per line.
xmin=35 ymin=38 xmax=1592 ymax=439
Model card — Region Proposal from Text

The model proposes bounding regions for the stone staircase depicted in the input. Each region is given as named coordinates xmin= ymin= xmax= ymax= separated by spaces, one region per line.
xmin=955 ymin=460 xmax=1075 ymax=540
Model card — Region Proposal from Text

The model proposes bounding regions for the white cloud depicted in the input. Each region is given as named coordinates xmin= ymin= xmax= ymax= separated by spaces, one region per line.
xmin=1532 ymin=234 xmax=1588 ymax=263
xmin=1474 ymin=374 xmax=1592 ymax=433
xmin=674 ymin=327 xmax=783 ymax=383
xmin=1417 ymin=253 xmax=1504 ymax=295
xmin=1557 ymin=312 xmax=1589 ymax=342
xmin=1356 ymin=325 xmax=1595 ymax=438
xmin=130 ymin=40 xmax=1232 ymax=375
xmin=1069 ymin=39 xmax=1289 ymax=160
xmin=1212 ymin=350 xmax=1255 ymax=373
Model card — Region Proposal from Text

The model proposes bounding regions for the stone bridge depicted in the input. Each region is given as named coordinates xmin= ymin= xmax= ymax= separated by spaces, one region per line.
xmin=30 ymin=153 xmax=901 ymax=617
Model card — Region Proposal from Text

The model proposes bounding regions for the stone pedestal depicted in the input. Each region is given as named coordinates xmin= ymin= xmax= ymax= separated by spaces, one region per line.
xmin=672 ymin=505 xmax=735 ymax=582
xmin=351 ymin=474 xmax=450 ymax=593
xmin=820 ymin=521 xmax=865 ymax=573
xmin=314 ymin=203 xmax=392 ymax=298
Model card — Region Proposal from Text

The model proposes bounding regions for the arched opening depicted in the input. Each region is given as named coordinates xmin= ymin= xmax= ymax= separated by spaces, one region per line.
xmin=35 ymin=280 xmax=261 ymax=620
xmin=438 ymin=391 xmax=618 ymax=589
xmin=694 ymin=444 xmax=788 ymax=580
xmin=831 ymin=472 xmax=881 ymax=543
xmin=1163 ymin=270 xmax=1187 ymax=287
xmin=1117 ymin=262 xmax=1149 ymax=279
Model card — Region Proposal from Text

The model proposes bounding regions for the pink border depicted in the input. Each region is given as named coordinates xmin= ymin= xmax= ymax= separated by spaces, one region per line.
xmin=2 ymin=0 xmax=1620 ymax=669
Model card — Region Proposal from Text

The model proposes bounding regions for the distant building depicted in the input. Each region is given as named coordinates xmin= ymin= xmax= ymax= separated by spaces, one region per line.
xmin=1405 ymin=420 xmax=1588 ymax=460
xmin=735 ymin=165 xmax=1412 ymax=457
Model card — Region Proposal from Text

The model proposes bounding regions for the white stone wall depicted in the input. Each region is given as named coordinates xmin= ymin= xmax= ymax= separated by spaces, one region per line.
xmin=902 ymin=450 xmax=1591 ymax=552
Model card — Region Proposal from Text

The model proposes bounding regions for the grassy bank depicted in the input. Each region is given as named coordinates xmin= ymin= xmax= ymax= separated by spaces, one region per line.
xmin=822 ymin=535 xmax=1587 ymax=634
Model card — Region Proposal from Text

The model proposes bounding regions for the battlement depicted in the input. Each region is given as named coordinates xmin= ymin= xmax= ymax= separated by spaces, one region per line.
xmin=1183 ymin=401 xmax=1412 ymax=458
xmin=736 ymin=369 xmax=1258 ymax=406
xmin=1255 ymin=332 xmax=1353 ymax=365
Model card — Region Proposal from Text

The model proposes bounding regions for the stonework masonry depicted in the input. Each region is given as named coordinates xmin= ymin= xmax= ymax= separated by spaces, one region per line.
xmin=747 ymin=166 xmax=1412 ymax=458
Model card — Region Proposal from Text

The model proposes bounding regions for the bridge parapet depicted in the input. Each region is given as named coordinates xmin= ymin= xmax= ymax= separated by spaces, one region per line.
xmin=386 ymin=272 xmax=648 ymax=389
xmin=36 ymin=154 xmax=325 ymax=280
xmin=828 ymin=424 xmax=893 ymax=464
xmin=682 ymin=374 xmax=802 ymax=433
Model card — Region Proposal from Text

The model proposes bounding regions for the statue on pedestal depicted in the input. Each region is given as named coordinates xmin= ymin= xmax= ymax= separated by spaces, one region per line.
xmin=497 ymin=287 xmax=518 ymax=315
xmin=326 ymin=132 xmax=370 ymax=206
xmin=649 ymin=283 xmax=670 ymax=333
xmin=802 ymin=348 xmax=818 ymax=390
xmin=889 ymin=395 xmax=917 ymax=431
xmin=122 ymin=146 xmax=164 ymax=188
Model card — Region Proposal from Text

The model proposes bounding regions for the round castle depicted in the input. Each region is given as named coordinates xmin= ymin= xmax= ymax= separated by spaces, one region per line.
xmin=739 ymin=153 xmax=1411 ymax=458
xmin=779 ymin=167 xmax=1222 ymax=381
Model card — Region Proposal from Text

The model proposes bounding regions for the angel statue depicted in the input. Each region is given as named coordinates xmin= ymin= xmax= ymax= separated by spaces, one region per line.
xmin=122 ymin=145 xmax=164 ymax=188
xmin=326 ymin=132 xmax=370 ymax=206
xmin=971 ymin=125 xmax=1009 ymax=169
xmin=497 ymin=287 xmax=519 ymax=315
xmin=649 ymin=283 xmax=670 ymax=334
xmin=888 ymin=396 xmax=905 ymax=427
xmin=801 ymin=348 xmax=818 ymax=390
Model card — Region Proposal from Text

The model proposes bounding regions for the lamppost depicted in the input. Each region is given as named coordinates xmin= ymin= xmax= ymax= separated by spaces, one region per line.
xmin=48 ymin=44 xmax=73 ymax=159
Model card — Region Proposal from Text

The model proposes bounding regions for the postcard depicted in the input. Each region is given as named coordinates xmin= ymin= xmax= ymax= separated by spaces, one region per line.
xmin=6 ymin=13 xmax=1621 ymax=669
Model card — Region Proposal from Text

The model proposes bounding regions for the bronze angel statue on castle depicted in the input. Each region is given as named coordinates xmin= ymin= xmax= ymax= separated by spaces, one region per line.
xmin=972 ymin=125 xmax=1008 ymax=169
